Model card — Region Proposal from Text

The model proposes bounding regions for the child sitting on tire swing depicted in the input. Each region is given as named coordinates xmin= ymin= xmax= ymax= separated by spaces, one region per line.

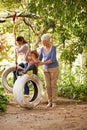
xmin=23 ymin=50 xmax=39 ymax=75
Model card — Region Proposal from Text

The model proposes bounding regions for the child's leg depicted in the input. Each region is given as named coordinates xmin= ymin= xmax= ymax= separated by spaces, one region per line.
xmin=26 ymin=64 xmax=38 ymax=75
xmin=13 ymin=62 xmax=25 ymax=83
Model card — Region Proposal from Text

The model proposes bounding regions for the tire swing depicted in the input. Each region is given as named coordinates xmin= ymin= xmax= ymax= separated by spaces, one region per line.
xmin=1 ymin=65 xmax=24 ymax=93
xmin=2 ymin=11 xmax=43 ymax=108
xmin=13 ymin=73 xmax=43 ymax=109
xmin=1 ymin=64 xmax=42 ymax=103
xmin=11 ymin=2 xmax=44 ymax=109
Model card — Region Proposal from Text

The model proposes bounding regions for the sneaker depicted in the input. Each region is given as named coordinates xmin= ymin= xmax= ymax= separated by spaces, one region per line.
xmin=24 ymin=95 xmax=31 ymax=102
xmin=52 ymin=103 xmax=57 ymax=108
xmin=18 ymin=71 xmax=24 ymax=76
xmin=47 ymin=102 xmax=52 ymax=108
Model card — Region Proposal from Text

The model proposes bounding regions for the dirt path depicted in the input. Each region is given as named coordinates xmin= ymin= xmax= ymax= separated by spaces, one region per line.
xmin=0 ymin=97 xmax=87 ymax=130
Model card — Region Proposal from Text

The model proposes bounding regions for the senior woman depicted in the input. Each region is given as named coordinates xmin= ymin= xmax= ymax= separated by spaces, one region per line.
xmin=39 ymin=34 xmax=59 ymax=108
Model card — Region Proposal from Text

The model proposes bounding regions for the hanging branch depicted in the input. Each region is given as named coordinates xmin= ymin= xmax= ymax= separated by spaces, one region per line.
xmin=0 ymin=11 xmax=42 ymax=22
xmin=23 ymin=17 xmax=37 ymax=35
xmin=22 ymin=17 xmax=51 ymax=48
xmin=34 ymin=26 xmax=51 ymax=48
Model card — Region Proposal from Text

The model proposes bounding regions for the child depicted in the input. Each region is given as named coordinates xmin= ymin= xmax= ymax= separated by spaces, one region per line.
xmin=23 ymin=50 xmax=39 ymax=75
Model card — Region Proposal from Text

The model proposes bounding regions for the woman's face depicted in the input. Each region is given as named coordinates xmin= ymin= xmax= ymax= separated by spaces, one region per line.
xmin=17 ymin=41 xmax=23 ymax=46
xmin=42 ymin=39 xmax=49 ymax=46
xmin=41 ymin=39 xmax=50 ymax=47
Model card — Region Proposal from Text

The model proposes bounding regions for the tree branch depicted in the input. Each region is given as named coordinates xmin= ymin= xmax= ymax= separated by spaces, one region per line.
xmin=23 ymin=17 xmax=36 ymax=35
xmin=0 ymin=11 xmax=42 ymax=22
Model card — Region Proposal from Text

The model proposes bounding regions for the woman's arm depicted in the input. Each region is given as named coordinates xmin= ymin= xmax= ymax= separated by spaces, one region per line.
xmin=38 ymin=46 xmax=56 ymax=66
xmin=31 ymin=56 xmax=39 ymax=64
xmin=38 ymin=59 xmax=52 ymax=66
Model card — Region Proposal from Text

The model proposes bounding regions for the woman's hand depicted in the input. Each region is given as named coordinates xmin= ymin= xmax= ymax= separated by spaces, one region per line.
xmin=38 ymin=61 xmax=45 ymax=66
xmin=15 ymin=47 xmax=19 ymax=52
xmin=38 ymin=59 xmax=52 ymax=66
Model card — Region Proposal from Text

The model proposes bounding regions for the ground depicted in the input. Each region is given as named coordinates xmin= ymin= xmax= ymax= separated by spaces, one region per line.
xmin=0 ymin=96 xmax=87 ymax=130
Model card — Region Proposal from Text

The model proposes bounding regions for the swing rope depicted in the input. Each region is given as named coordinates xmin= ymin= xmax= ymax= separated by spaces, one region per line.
xmin=13 ymin=12 xmax=18 ymax=70
xmin=27 ymin=0 xmax=31 ymax=48
xmin=13 ymin=1 xmax=31 ymax=70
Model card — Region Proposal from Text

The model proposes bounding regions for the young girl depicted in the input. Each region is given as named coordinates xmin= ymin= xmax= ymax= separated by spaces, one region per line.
xmin=13 ymin=36 xmax=30 ymax=94
xmin=23 ymin=50 xmax=39 ymax=75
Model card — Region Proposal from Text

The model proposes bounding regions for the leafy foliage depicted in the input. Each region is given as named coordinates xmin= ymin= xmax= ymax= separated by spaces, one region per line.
xmin=0 ymin=0 xmax=87 ymax=108
xmin=0 ymin=0 xmax=21 ymax=11
xmin=58 ymin=66 xmax=87 ymax=101
xmin=0 ymin=94 xmax=9 ymax=112
xmin=0 ymin=0 xmax=86 ymax=68
xmin=0 ymin=77 xmax=9 ymax=112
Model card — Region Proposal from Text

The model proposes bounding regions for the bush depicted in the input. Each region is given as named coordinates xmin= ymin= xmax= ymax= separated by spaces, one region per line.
xmin=58 ymin=69 xmax=87 ymax=101
xmin=0 ymin=94 xmax=9 ymax=112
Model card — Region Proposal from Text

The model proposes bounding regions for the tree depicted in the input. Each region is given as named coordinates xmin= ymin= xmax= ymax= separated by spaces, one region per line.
xmin=0 ymin=0 xmax=87 ymax=71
